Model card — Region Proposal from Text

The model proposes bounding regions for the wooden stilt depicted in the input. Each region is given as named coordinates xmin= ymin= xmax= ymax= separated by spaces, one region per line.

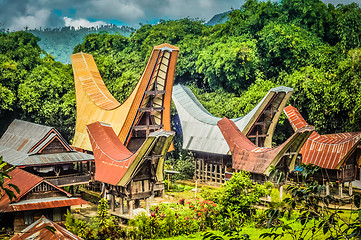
xmin=326 ymin=182 xmax=330 ymax=196
xmin=339 ymin=182 xmax=343 ymax=197
xmin=110 ymin=194 xmax=115 ymax=211
xmin=145 ymin=198 xmax=150 ymax=213
xmin=129 ymin=200 xmax=134 ymax=216
xmin=120 ymin=197 xmax=124 ymax=214
xmin=349 ymin=182 xmax=353 ymax=196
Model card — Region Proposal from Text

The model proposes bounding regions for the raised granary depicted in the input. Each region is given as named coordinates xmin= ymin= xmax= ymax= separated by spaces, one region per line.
xmin=0 ymin=168 xmax=87 ymax=232
xmin=284 ymin=105 xmax=361 ymax=196
xmin=71 ymin=43 xmax=179 ymax=152
xmin=0 ymin=119 xmax=94 ymax=187
xmin=172 ymin=85 xmax=294 ymax=183
xmin=86 ymin=121 xmax=174 ymax=216
xmin=217 ymin=117 xmax=314 ymax=182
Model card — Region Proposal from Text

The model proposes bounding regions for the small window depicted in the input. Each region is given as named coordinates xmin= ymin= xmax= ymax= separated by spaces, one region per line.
xmin=24 ymin=211 xmax=34 ymax=225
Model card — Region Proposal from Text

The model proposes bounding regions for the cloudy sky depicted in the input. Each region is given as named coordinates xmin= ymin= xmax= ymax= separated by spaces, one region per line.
xmin=0 ymin=0 xmax=360 ymax=31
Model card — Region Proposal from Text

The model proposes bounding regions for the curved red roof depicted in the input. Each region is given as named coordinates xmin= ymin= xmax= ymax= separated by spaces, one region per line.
xmin=218 ymin=117 xmax=314 ymax=174
xmin=87 ymin=121 xmax=174 ymax=186
xmin=284 ymin=105 xmax=361 ymax=169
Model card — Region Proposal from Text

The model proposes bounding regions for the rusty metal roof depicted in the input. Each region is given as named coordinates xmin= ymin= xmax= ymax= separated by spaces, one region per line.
xmin=218 ymin=117 xmax=314 ymax=174
xmin=0 ymin=119 xmax=93 ymax=166
xmin=0 ymin=168 xmax=87 ymax=213
xmin=87 ymin=121 xmax=174 ymax=186
xmin=284 ymin=105 xmax=361 ymax=169
xmin=11 ymin=215 xmax=83 ymax=240
xmin=6 ymin=197 xmax=88 ymax=212
xmin=172 ymin=85 xmax=293 ymax=154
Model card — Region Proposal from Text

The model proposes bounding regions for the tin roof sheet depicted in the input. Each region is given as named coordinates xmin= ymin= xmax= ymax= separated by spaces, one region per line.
xmin=0 ymin=119 xmax=93 ymax=166
xmin=0 ymin=168 xmax=87 ymax=212
xmin=0 ymin=119 xmax=53 ymax=154
xmin=87 ymin=121 xmax=174 ymax=186
xmin=6 ymin=197 xmax=87 ymax=212
xmin=172 ymin=85 xmax=293 ymax=154
xmin=284 ymin=105 xmax=361 ymax=169
xmin=11 ymin=215 xmax=83 ymax=240
xmin=218 ymin=117 xmax=314 ymax=174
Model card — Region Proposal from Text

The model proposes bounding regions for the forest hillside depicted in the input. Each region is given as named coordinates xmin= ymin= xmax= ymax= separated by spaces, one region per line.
xmin=0 ymin=0 xmax=361 ymax=145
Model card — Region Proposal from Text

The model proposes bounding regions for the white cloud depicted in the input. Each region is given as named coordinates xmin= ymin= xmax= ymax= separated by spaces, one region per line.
xmin=63 ymin=17 xmax=106 ymax=29
xmin=9 ymin=8 xmax=51 ymax=31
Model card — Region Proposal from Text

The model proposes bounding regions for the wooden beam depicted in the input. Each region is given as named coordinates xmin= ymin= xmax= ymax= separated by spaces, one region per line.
xmin=247 ymin=134 xmax=268 ymax=138
xmin=145 ymin=90 xmax=166 ymax=96
xmin=132 ymin=124 xmax=163 ymax=130
xmin=139 ymin=107 xmax=165 ymax=112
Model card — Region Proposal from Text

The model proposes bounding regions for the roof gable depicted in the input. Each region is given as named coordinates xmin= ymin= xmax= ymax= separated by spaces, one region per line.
xmin=87 ymin=121 xmax=174 ymax=186
xmin=0 ymin=168 xmax=70 ymax=206
xmin=11 ymin=215 xmax=83 ymax=240
xmin=284 ymin=105 xmax=361 ymax=169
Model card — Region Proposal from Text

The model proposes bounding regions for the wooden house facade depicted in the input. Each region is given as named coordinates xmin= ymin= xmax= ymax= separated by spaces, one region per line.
xmin=86 ymin=121 xmax=174 ymax=216
xmin=284 ymin=105 xmax=361 ymax=196
xmin=0 ymin=120 xmax=94 ymax=187
xmin=0 ymin=168 xmax=87 ymax=232
xmin=172 ymin=84 xmax=295 ymax=184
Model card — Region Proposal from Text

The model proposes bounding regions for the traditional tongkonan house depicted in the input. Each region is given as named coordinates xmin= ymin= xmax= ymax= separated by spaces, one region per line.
xmin=86 ymin=121 xmax=174 ymax=216
xmin=71 ymin=43 xmax=179 ymax=153
xmin=0 ymin=120 xmax=94 ymax=188
xmin=11 ymin=215 xmax=83 ymax=240
xmin=217 ymin=117 xmax=314 ymax=183
xmin=284 ymin=105 xmax=361 ymax=197
xmin=0 ymin=168 xmax=87 ymax=232
xmin=172 ymin=84 xmax=294 ymax=184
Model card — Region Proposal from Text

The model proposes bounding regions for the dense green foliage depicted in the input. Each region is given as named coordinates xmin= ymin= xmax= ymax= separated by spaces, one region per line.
xmin=0 ymin=31 xmax=75 ymax=139
xmin=65 ymin=198 xmax=122 ymax=239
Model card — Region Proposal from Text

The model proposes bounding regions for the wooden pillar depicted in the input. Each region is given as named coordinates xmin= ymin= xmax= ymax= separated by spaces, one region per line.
xmin=129 ymin=200 xmax=134 ymax=216
xmin=279 ymin=185 xmax=283 ymax=200
xmin=110 ymin=194 xmax=115 ymax=211
xmin=339 ymin=182 xmax=343 ymax=197
xmin=201 ymin=160 xmax=204 ymax=182
xmin=204 ymin=163 xmax=208 ymax=182
xmin=326 ymin=182 xmax=330 ymax=195
xmin=145 ymin=198 xmax=150 ymax=213
xmin=349 ymin=182 xmax=353 ymax=196
xmin=119 ymin=197 xmax=124 ymax=214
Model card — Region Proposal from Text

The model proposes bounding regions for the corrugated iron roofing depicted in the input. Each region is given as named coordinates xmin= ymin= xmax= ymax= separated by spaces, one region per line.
xmin=172 ymin=85 xmax=293 ymax=155
xmin=218 ymin=117 xmax=314 ymax=174
xmin=0 ymin=119 xmax=94 ymax=166
xmin=0 ymin=119 xmax=54 ymax=153
xmin=72 ymin=43 xmax=179 ymax=151
xmin=284 ymin=105 xmax=361 ymax=169
xmin=6 ymin=197 xmax=87 ymax=212
xmin=87 ymin=121 xmax=174 ymax=186
xmin=0 ymin=168 xmax=87 ymax=213
xmin=11 ymin=215 xmax=83 ymax=240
